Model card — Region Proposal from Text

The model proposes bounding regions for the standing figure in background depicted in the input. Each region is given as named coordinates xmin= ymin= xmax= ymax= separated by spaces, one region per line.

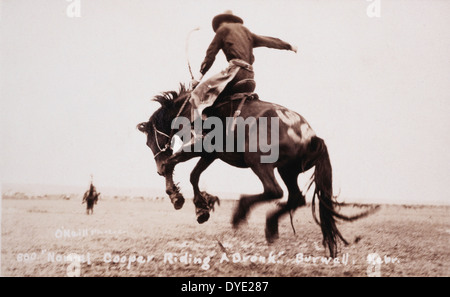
xmin=82 ymin=176 xmax=100 ymax=215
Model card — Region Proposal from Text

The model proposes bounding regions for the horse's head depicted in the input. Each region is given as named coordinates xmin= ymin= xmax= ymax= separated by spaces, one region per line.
xmin=137 ymin=84 xmax=190 ymax=176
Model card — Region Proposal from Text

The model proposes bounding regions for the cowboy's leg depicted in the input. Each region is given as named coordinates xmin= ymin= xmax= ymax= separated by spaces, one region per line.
xmin=190 ymin=81 xmax=211 ymax=123
xmin=189 ymin=67 xmax=238 ymax=123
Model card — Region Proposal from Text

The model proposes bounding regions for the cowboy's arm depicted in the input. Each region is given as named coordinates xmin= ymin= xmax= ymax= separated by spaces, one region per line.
xmin=252 ymin=33 xmax=297 ymax=52
xmin=199 ymin=27 xmax=226 ymax=76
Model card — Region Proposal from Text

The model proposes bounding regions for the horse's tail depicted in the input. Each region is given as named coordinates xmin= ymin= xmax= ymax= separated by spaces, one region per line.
xmin=309 ymin=136 xmax=379 ymax=257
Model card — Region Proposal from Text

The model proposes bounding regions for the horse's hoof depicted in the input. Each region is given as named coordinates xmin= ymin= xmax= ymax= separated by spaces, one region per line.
xmin=173 ymin=199 xmax=184 ymax=210
xmin=265 ymin=227 xmax=279 ymax=244
xmin=197 ymin=210 xmax=210 ymax=224
xmin=170 ymin=193 xmax=185 ymax=210
xmin=231 ymin=213 xmax=246 ymax=229
xmin=231 ymin=199 xmax=249 ymax=229
xmin=174 ymin=203 xmax=183 ymax=210
xmin=265 ymin=219 xmax=279 ymax=243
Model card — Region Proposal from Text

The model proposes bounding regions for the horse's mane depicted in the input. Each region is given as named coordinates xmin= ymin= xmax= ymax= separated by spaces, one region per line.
xmin=152 ymin=83 xmax=190 ymax=109
xmin=137 ymin=83 xmax=190 ymax=134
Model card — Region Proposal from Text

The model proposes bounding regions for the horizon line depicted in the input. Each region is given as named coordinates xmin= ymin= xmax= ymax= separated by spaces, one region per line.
xmin=1 ymin=182 xmax=449 ymax=206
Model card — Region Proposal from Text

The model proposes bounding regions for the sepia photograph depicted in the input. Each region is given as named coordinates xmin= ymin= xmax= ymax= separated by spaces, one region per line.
xmin=1 ymin=0 xmax=449 ymax=282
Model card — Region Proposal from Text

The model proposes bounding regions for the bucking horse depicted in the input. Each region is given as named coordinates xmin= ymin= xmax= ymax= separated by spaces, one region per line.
xmin=137 ymin=82 xmax=377 ymax=257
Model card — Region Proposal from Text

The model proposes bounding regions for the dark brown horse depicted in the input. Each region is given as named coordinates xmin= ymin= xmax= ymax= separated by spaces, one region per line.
xmin=82 ymin=182 xmax=100 ymax=215
xmin=137 ymin=84 xmax=377 ymax=257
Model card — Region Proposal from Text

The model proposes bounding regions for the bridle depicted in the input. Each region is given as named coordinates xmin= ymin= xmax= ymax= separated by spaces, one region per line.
xmin=152 ymin=124 xmax=172 ymax=159
xmin=151 ymin=92 xmax=191 ymax=159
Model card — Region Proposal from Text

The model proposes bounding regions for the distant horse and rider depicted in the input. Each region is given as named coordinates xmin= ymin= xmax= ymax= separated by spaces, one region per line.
xmin=137 ymin=11 xmax=377 ymax=257
xmin=82 ymin=177 xmax=100 ymax=215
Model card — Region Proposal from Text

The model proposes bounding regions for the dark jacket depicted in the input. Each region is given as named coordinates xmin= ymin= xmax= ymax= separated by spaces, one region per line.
xmin=200 ymin=23 xmax=293 ymax=75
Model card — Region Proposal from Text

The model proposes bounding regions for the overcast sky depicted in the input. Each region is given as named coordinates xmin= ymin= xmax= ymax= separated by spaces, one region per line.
xmin=1 ymin=0 xmax=449 ymax=204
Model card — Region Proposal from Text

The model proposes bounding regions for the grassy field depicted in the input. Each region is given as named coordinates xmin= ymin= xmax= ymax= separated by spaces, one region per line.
xmin=1 ymin=196 xmax=449 ymax=277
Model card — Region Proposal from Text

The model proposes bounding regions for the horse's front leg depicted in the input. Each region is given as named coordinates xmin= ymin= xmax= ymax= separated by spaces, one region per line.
xmin=190 ymin=157 xmax=216 ymax=224
xmin=164 ymin=165 xmax=184 ymax=210
xmin=164 ymin=151 xmax=202 ymax=210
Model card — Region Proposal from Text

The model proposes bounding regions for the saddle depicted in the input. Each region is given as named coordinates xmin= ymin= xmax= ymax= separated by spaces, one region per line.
xmin=231 ymin=78 xmax=256 ymax=94
xmin=202 ymin=78 xmax=259 ymax=133
xmin=227 ymin=78 xmax=258 ymax=119
xmin=207 ymin=78 xmax=259 ymax=114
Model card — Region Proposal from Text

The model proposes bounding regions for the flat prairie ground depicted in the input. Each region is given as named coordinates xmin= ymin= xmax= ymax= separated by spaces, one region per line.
xmin=1 ymin=197 xmax=449 ymax=277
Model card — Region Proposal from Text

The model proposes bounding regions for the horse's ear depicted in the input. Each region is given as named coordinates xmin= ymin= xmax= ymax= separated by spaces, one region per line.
xmin=137 ymin=122 xmax=148 ymax=133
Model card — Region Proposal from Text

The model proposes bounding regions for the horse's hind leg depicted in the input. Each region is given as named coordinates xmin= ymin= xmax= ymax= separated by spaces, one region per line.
xmin=232 ymin=164 xmax=283 ymax=228
xmin=265 ymin=165 xmax=305 ymax=243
